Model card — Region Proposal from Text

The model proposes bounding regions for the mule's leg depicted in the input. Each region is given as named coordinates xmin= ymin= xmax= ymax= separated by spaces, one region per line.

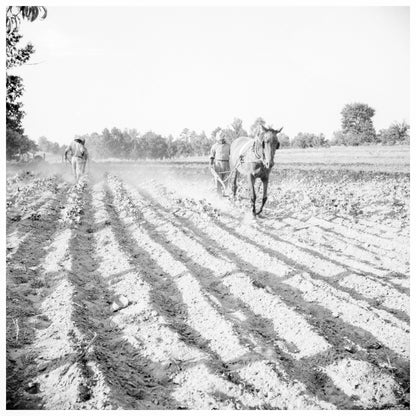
xmin=249 ymin=174 xmax=256 ymax=216
xmin=256 ymin=177 xmax=269 ymax=215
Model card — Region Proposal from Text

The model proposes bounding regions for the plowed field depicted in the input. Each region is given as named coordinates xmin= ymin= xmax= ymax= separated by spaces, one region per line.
xmin=6 ymin=158 xmax=410 ymax=410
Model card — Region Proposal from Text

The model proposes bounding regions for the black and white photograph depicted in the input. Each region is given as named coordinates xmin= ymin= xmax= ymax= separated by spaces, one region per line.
xmin=4 ymin=0 xmax=412 ymax=411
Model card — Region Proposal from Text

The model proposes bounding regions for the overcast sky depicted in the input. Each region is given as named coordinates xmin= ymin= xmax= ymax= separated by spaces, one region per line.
xmin=13 ymin=5 xmax=409 ymax=145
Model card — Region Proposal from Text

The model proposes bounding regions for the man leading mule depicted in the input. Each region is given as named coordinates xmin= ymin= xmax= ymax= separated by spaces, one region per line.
xmin=209 ymin=130 xmax=231 ymax=195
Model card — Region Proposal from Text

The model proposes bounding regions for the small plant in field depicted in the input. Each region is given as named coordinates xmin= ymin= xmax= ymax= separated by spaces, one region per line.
xmin=265 ymin=169 xmax=408 ymax=224
xmin=59 ymin=178 xmax=88 ymax=226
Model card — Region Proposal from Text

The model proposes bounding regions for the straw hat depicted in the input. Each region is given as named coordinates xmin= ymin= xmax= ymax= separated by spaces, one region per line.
xmin=215 ymin=131 xmax=223 ymax=142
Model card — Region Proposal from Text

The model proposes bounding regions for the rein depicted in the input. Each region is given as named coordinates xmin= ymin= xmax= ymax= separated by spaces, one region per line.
xmin=237 ymin=137 xmax=266 ymax=166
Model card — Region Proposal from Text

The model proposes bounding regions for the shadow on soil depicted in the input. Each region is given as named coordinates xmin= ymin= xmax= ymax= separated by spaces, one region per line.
xmin=129 ymin=184 xmax=409 ymax=410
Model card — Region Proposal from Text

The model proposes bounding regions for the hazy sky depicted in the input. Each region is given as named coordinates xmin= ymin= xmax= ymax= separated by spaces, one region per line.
xmin=13 ymin=5 xmax=409 ymax=145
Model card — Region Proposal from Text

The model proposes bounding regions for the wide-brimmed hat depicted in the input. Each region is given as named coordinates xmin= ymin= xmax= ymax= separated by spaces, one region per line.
xmin=215 ymin=131 xmax=223 ymax=141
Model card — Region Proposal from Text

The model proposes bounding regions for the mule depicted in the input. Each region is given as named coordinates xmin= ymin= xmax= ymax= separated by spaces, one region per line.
xmin=230 ymin=125 xmax=283 ymax=217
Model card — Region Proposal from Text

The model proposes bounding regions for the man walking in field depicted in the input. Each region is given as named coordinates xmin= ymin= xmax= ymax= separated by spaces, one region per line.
xmin=209 ymin=130 xmax=230 ymax=195
xmin=64 ymin=137 xmax=89 ymax=183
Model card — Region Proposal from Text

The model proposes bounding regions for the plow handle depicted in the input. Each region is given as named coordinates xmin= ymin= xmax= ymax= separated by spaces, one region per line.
xmin=210 ymin=166 xmax=227 ymax=191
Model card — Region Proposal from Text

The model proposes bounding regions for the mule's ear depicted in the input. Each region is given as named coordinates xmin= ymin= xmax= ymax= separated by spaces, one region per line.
xmin=276 ymin=127 xmax=283 ymax=134
xmin=261 ymin=125 xmax=267 ymax=131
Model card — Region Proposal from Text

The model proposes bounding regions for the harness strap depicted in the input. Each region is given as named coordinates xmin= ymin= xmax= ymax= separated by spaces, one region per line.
xmin=253 ymin=139 xmax=264 ymax=161
xmin=239 ymin=138 xmax=265 ymax=164
xmin=239 ymin=140 xmax=254 ymax=160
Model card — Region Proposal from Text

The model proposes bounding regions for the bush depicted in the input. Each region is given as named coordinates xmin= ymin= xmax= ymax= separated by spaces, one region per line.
xmin=6 ymin=128 xmax=38 ymax=160
xmin=292 ymin=132 xmax=328 ymax=148
xmin=378 ymin=122 xmax=409 ymax=145
xmin=331 ymin=130 xmax=345 ymax=145
xmin=278 ymin=133 xmax=290 ymax=148
xmin=344 ymin=132 xmax=367 ymax=146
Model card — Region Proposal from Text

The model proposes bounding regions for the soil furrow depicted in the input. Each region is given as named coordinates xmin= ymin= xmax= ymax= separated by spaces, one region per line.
xmin=62 ymin=181 xmax=177 ymax=409
xmin=6 ymin=195 xmax=63 ymax=261
xmin=6 ymin=161 xmax=409 ymax=411
xmin=275 ymin=216 xmax=408 ymax=275
xmin=106 ymin=180 xmax=357 ymax=408
xmin=107 ymin=175 xmax=335 ymax=409
xmin=331 ymin=216 xmax=408 ymax=242
xmin=134 ymin=180 xmax=409 ymax=348
xmin=7 ymin=191 xmax=52 ymax=235
xmin=337 ymin=274 xmax=409 ymax=317
xmin=233 ymin=225 xmax=410 ymax=319
xmin=125 ymin=177 xmax=408 ymax=407
xmin=306 ymin=216 xmax=408 ymax=260
xmin=20 ymin=179 xmax=115 ymax=409
xmin=6 ymin=179 xmax=70 ymax=409
xmin=284 ymin=274 xmax=409 ymax=359
xmin=272 ymin=220 xmax=397 ymax=277
xmin=101 ymin=181 xmax=273 ymax=409
xmin=118 ymin=179 xmax=331 ymax=359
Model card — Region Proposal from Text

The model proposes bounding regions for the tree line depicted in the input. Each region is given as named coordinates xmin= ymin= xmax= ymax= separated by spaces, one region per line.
xmin=34 ymin=117 xmax=329 ymax=161
xmin=45 ymin=108 xmax=407 ymax=161
xmin=23 ymin=111 xmax=412 ymax=162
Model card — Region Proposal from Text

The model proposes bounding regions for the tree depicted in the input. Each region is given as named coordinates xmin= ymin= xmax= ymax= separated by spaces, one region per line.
xmin=292 ymin=133 xmax=309 ymax=148
xmin=100 ymin=128 xmax=114 ymax=158
xmin=6 ymin=6 xmax=47 ymax=160
xmin=6 ymin=129 xmax=37 ymax=159
xmin=331 ymin=130 xmax=345 ymax=146
xmin=344 ymin=132 xmax=366 ymax=146
xmin=292 ymin=132 xmax=328 ymax=148
xmin=378 ymin=121 xmax=410 ymax=145
xmin=340 ymin=103 xmax=376 ymax=144
xmin=50 ymin=142 xmax=60 ymax=154
xmin=250 ymin=117 xmax=266 ymax=137
xmin=231 ymin=118 xmax=248 ymax=138
xmin=109 ymin=127 xmax=134 ymax=158
xmin=38 ymin=136 xmax=51 ymax=152
xmin=174 ymin=131 xmax=193 ymax=157
xmin=221 ymin=128 xmax=237 ymax=143
xmin=278 ymin=133 xmax=290 ymax=148
xmin=312 ymin=133 xmax=328 ymax=147
xmin=6 ymin=7 xmax=47 ymax=130
xmin=86 ymin=132 xmax=102 ymax=158
xmin=166 ymin=135 xmax=178 ymax=159
xmin=6 ymin=7 xmax=47 ymax=33
xmin=6 ymin=30 xmax=35 ymax=134
xmin=150 ymin=134 xmax=168 ymax=159
xmin=191 ymin=131 xmax=212 ymax=156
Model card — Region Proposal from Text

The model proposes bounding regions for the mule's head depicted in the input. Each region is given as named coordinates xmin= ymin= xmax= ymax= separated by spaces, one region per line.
xmin=258 ymin=125 xmax=283 ymax=169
